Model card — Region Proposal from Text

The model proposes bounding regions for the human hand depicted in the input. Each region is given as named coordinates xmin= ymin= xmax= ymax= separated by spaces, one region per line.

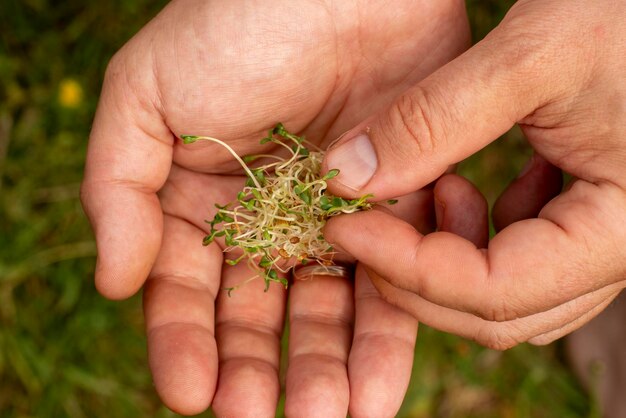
xmin=324 ymin=0 xmax=626 ymax=350
xmin=80 ymin=0 xmax=470 ymax=415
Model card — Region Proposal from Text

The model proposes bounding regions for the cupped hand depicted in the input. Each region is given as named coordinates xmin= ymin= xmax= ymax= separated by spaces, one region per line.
xmin=80 ymin=0 xmax=470 ymax=415
xmin=324 ymin=0 xmax=626 ymax=350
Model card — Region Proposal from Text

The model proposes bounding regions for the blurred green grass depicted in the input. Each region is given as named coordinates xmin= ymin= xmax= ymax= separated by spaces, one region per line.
xmin=0 ymin=1 xmax=595 ymax=417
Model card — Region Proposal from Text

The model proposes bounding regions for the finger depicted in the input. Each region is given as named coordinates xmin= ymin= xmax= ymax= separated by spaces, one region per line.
xmin=81 ymin=54 xmax=174 ymax=299
xmin=336 ymin=182 xmax=431 ymax=416
xmin=492 ymin=153 xmax=562 ymax=231
xmin=368 ymin=268 xmax=625 ymax=350
xmin=434 ymin=174 xmax=489 ymax=248
xmin=347 ymin=265 xmax=417 ymax=418
xmin=285 ymin=273 xmax=353 ymax=418
xmin=211 ymin=264 xmax=287 ymax=418
xmin=527 ymin=291 xmax=621 ymax=346
xmin=322 ymin=2 xmax=592 ymax=199
xmin=144 ymin=215 xmax=221 ymax=415
xmin=325 ymin=180 xmax=626 ymax=322
xmin=384 ymin=187 xmax=436 ymax=235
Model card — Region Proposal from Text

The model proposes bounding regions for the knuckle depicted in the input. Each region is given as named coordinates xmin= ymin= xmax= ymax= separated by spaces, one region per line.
xmin=103 ymin=50 xmax=127 ymax=88
xmin=103 ymin=48 xmax=160 ymax=114
xmin=474 ymin=280 xmax=523 ymax=323
xmin=78 ymin=180 xmax=97 ymax=215
xmin=78 ymin=181 xmax=89 ymax=207
xmin=389 ymin=89 xmax=439 ymax=157
xmin=475 ymin=324 xmax=520 ymax=351
xmin=486 ymin=298 xmax=510 ymax=322
xmin=481 ymin=300 xmax=512 ymax=323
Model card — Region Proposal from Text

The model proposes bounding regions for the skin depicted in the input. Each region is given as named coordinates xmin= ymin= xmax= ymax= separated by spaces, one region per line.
xmin=80 ymin=0 xmax=472 ymax=416
xmin=324 ymin=0 xmax=626 ymax=350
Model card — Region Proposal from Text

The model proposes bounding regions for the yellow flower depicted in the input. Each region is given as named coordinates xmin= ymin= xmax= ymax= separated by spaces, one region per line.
xmin=58 ymin=78 xmax=83 ymax=108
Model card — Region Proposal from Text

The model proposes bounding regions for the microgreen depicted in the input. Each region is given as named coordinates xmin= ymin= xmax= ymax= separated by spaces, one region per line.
xmin=181 ymin=123 xmax=381 ymax=293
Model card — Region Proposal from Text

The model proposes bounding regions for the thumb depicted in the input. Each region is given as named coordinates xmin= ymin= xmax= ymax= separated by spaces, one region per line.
xmin=323 ymin=7 xmax=580 ymax=199
xmin=81 ymin=53 xmax=173 ymax=300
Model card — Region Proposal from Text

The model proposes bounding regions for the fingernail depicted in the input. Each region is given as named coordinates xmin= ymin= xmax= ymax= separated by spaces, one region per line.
xmin=325 ymin=133 xmax=377 ymax=191
xmin=434 ymin=197 xmax=445 ymax=230
xmin=517 ymin=154 xmax=535 ymax=178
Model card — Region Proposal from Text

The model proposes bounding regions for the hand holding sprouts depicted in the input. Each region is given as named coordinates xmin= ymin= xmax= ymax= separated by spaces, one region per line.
xmin=182 ymin=124 xmax=394 ymax=294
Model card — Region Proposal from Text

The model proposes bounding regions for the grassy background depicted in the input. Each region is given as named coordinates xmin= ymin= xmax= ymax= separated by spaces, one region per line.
xmin=0 ymin=1 xmax=596 ymax=417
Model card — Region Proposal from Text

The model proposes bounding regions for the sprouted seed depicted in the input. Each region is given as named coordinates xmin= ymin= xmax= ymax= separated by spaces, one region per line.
xmin=181 ymin=123 xmax=396 ymax=294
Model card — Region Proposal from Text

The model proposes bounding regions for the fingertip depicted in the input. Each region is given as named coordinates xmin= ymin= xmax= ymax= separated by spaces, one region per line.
xmin=94 ymin=254 xmax=154 ymax=300
xmin=434 ymin=174 xmax=489 ymax=248
xmin=148 ymin=323 xmax=217 ymax=416
xmin=492 ymin=153 xmax=562 ymax=231
xmin=93 ymin=241 xmax=160 ymax=300
xmin=348 ymin=335 xmax=414 ymax=418
xmin=84 ymin=187 xmax=163 ymax=300
xmin=285 ymin=359 xmax=349 ymax=418
xmin=321 ymin=215 xmax=347 ymax=253
xmin=348 ymin=372 xmax=407 ymax=418
xmin=94 ymin=270 xmax=139 ymax=300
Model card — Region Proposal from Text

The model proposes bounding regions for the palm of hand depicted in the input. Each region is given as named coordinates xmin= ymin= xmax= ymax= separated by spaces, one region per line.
xmin=83 ymin=0 xmax=469 ymax=415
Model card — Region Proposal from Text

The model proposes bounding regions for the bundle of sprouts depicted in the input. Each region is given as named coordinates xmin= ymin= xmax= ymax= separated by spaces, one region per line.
xmin=181 ymin=124 xmax=387 ymax=293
